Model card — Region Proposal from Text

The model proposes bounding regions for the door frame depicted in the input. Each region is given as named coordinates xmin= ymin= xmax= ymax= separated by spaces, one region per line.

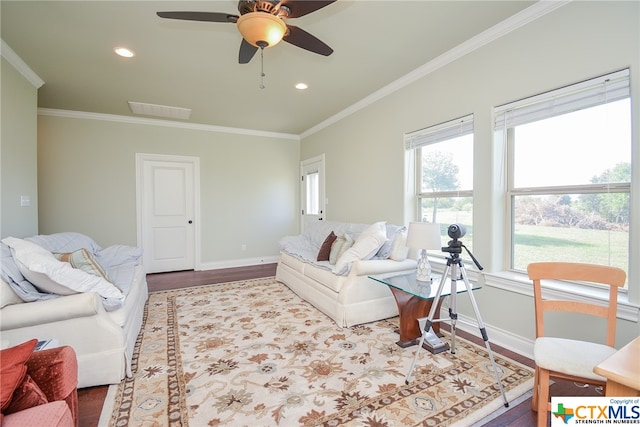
xmin=300 ymin=154 xmax=326 ymax=233
xmin=135 ymin=152 xmax=201 ymax=272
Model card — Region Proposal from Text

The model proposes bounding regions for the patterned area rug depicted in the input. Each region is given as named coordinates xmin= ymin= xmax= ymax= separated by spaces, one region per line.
xmin=99 ymin=277 xmax=533 ymax=426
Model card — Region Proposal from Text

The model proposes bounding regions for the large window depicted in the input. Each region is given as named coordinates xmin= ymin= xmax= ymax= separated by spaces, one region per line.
xmin=495 ymin=69 xmax=631 ymax=286
xmin=406 ymin=115 xmax=474 ymax=253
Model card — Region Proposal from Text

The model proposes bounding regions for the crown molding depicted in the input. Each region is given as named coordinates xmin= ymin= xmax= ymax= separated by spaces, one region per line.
xmin=300 ymin=0 xmax=571 ymax=139
xmin=7 ymin=0 xmax=571 ymax=140
xmin=37 ymin=108 xmax=300 ymax=141
xmin=1 ymin=39 xmax=45 ymax=88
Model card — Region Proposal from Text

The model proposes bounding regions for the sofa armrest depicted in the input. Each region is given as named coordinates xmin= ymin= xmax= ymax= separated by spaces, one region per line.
xmin=27 ymin=346 xmax=78 ymax=422
xmin=351 ymin=258 xmax=417 ymax=276
xmin=0 ymin=292 xmax=102 ymax=330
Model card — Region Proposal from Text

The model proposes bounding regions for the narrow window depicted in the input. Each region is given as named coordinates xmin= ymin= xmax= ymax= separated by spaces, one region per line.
xmin=406 ymin=115 xmax=474 ymax=253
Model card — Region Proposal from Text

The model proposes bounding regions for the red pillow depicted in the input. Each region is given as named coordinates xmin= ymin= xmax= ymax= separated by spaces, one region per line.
xmin=0 ymin=339 xmax=38 ymax=412
xmin=317 ymin=231 xmax=337 ymax=261
xmin=3 ymin=374 xmax=48 ymax=414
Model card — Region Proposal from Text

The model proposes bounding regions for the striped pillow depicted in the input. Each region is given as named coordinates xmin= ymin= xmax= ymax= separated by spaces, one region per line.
xmin=329 ymin=233 xmax=354 ymax=265
xmin=55 ymin=248 xmax=113 ymax=284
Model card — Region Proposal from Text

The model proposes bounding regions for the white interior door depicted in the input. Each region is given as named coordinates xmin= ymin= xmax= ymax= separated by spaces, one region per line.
xmin=301 ymin=155 xmax=325 ymax=232
xmin=137 ymin=154 xmax=199 ymax=273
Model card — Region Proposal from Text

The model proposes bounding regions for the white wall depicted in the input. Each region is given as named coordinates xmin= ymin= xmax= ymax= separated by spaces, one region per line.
xmin=36 ymin=113 xmax=301 ymax=266
xmin=1 ymin=57 xmax=39 ymax=238
xmin=300 ymin=1 xmax=640 ymax=352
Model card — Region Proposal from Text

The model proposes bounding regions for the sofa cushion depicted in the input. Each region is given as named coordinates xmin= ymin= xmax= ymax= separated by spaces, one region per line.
xmin=329 ymin=233 xmax=354 ymax=265
xmin=279 ymin=252 xmax=309 ymax=274
xmin=2 ymin=238 xmax=124 ymax=305
xmin=1 ymin=339 xmax=38 ymax=412
xmin=333 ymin=222 xmax=387 ymax=275
xmin=316 ymin=232 xmax=337 ymax=262
xmin=305 ymin=265 xmax=348 ymax=293
xmin=2 ymin=400 xmax=73 ymax=427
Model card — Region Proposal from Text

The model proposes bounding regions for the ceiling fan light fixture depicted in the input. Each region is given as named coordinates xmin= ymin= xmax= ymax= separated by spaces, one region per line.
xmin=236 ymin=12 xmax=286 ymax=48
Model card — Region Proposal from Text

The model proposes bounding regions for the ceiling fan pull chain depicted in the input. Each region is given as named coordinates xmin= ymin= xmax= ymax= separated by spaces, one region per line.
xmin=259 ymin=45 xmax=266 ymax=89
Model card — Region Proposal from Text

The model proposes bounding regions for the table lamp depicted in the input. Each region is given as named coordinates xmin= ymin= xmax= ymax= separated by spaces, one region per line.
xmin=406 ymin=222 xmax=441 ymax=282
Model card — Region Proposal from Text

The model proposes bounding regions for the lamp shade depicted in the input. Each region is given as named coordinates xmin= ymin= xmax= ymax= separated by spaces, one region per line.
xmin=406 ymin=222 xmax=441 ymax=250
xmin=237 ymin=12 xmax=287 ymax=48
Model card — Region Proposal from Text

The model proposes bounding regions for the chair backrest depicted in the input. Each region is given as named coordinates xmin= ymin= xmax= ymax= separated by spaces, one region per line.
xmin=527 ymin=262 xmax=626 ymax=347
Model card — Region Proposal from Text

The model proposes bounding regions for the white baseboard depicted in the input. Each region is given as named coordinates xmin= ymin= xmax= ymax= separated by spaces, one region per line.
xmin=199 ymin=255 xmax=280 ymax=271
xmin=440 ymin=310 xmax=534 ymax=360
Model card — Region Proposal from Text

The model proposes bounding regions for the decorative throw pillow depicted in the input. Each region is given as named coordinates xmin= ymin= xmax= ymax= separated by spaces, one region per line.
xmin=316 ymin=231 xmax=337 ymax=262
xmin=4 ymin=374 xmax=48 ymax=414
xmin=390 ymin=229 xmax=409 ymax=261
xmin=0 ymin=339 xmax=38 ymax=412
xmin=55 ymin=248 xmax=113 ymax=283
xmin=333 ymin=221 xmax=387 ymax=275
xmin=376 ymin=225 xmax=406 ymax=259
xmin=329 ymin=233 xmax=354 ymax=265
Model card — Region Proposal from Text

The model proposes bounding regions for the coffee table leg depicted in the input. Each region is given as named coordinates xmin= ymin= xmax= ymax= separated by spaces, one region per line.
xmin=389 ymin=287 xmax=441 ymax=347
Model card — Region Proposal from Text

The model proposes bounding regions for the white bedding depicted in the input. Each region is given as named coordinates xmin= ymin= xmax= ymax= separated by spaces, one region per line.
xmin=1 ymin=232 xmax=143 ymax=310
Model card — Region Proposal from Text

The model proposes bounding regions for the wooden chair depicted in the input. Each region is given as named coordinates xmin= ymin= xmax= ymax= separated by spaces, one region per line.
xmin=527 ymin=262 xmax=626 ymax=427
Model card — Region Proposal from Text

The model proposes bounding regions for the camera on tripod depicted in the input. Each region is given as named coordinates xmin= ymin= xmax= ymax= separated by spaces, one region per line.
xmin=441 ymin=223 xmax=465 ymax=254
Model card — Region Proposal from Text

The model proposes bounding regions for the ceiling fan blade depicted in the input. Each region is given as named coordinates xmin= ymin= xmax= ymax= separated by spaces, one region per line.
xmin=239 ymin=39 xmax=258 ymax=64
xmin=279 ymin=1 xmax=336 ymax=19
xmin=283 ymin=25 xmax=333 ymax=56
xmin=156 ymin=11 xmax=238 ymax=23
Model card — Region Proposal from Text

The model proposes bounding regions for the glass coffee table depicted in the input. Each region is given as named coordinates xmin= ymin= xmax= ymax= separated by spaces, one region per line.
xmin=369 ymin=271 xmax=480 ymax=352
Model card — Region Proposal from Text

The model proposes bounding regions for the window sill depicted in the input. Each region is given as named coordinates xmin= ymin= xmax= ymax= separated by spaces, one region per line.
xmin=484 ymin=270 xmax=639 ymax=323
xmin=428 ymin=257 xmax=639 ymax=323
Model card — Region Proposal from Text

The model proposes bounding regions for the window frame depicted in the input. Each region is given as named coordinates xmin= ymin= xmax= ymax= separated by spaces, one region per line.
xmin=405 ymin=114 xmax=475 ymax=255
xmin=495 ymin=69 xmax=631 ymax=289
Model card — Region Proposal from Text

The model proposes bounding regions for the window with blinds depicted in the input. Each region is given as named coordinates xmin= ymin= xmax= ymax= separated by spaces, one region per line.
xmin=494 ymin=69 xmax=631 ymax=286
xmin=405 ymin=115 xmax=474 ymax=252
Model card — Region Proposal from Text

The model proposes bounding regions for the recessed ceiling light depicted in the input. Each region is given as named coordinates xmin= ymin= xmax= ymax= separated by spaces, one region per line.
xmin=114 ymin=47 xmax=135 ymax=58
xmin=295 ymin=83 xmax=308 ymax=90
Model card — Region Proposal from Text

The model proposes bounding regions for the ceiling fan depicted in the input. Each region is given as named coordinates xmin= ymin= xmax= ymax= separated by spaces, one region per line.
xmin=157 ymin=0 xmax=336 ymax=64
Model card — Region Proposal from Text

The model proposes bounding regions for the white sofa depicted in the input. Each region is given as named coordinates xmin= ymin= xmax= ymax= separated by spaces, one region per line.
xmin=276 ymin=220 xmax=417 ymax=327
xmin=1 ymin=232 xmax=148 ymax=388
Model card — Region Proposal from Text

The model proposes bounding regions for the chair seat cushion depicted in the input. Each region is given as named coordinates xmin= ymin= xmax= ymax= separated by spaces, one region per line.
xmin=534 ymin=337 xmax=617 ymax=382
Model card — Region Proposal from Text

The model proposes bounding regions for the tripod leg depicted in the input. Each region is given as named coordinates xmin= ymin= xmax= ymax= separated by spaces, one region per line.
xmin=405 ymin=265 xmax=450 ymax=385
xmin=459 ymin=266 xmax=509 ymax=407
xmin=449 ymin=262 xmax=458 ymax=354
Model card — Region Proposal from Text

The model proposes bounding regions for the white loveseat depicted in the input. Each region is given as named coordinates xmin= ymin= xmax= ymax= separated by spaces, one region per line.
xmin=0 ymin=232 xmax=148 ymax=388
xmin=276 ymin=220 xmax=417 ymax=327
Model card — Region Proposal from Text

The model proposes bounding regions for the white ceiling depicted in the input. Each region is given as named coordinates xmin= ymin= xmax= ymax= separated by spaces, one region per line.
xmin=1 ymin=1 xmax=537 ymax=135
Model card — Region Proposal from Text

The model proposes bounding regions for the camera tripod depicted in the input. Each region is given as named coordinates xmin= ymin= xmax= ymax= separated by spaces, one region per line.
xmin=404 ymin=233 xmax=509 ymax=408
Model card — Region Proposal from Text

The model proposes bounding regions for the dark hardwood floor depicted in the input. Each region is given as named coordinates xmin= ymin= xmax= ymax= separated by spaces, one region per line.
xmin=78 ymin=264 xmax=600 ymax=426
